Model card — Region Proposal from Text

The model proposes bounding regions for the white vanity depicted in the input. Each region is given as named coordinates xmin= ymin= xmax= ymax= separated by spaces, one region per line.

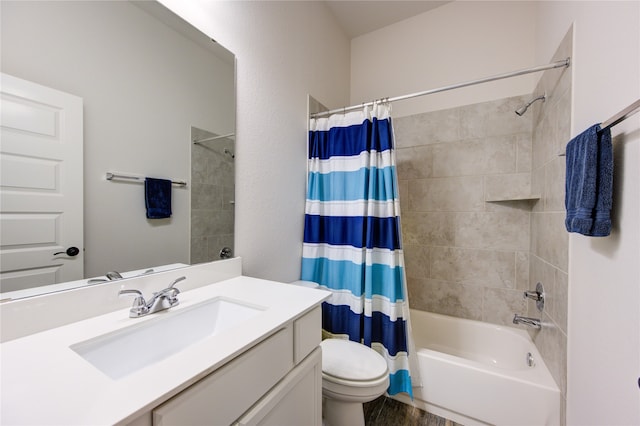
xmin=0 ymin=258 xmax=330 ymax=425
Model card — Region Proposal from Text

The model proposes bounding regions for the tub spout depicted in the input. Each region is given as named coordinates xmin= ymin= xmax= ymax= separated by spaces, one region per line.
xmin=513 ymin=314 xmax=541 ymax=329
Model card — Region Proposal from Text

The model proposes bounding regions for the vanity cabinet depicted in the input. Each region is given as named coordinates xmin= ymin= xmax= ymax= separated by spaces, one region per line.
xmin=129 ymin=306 xmax=322 ymax=426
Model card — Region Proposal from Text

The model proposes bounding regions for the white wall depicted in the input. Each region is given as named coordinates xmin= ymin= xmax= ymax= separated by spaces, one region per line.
xmin=1 ymin=1 xmax=234 ymax=277
xmin=350 ymin=1 xmax=537 ymax=117
xmin=159 ymin=0 xmax=351 ymax=281
xmin=534 ymin=2 xmax=640 ymax=425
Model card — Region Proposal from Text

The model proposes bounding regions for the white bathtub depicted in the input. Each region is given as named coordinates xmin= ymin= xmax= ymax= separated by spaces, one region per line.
xmin=394 ymin=310 xmax=560 ymax=426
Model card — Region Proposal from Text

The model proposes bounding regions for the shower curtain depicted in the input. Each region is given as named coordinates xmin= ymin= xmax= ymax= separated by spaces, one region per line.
xmin=301 ymin=103 xmax=414 ymax=397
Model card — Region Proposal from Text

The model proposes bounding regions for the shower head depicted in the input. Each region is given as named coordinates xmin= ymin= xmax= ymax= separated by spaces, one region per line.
xmin=515 ymin=93 xmax=546 ymax=116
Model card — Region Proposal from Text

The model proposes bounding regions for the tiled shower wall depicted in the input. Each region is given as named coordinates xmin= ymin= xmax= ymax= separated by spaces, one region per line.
xmin=528 ymin=27 xmax=572 ymax=422
xmin=395 ymin=94 xmax=535 ymax=325
xmin=190 ymin=128 xmax=235 ymax=264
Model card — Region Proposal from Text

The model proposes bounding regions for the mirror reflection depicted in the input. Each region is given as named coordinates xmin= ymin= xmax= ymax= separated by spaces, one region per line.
xmin=0 ymin=0 xmax=236 ymax=299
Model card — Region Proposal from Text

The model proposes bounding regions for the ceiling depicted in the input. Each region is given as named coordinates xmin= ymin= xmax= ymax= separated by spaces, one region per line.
xmin=324 ymin=1 xmax=451 ymax=39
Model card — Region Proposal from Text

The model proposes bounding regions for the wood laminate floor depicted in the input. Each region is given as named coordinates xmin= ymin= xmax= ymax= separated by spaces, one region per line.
xmin=363 ymin=396 xmax=463 ymax=426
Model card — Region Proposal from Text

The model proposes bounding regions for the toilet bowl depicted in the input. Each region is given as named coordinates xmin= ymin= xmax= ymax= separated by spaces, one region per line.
xmin=289 ymin=281 xmax=389 ymax=426
xmin=320 ymin=339 xmax=389 ymax=426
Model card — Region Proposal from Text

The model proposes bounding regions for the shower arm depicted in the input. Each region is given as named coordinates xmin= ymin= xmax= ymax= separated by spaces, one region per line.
xmin=515 ymin=93 xmax=546 ymax=116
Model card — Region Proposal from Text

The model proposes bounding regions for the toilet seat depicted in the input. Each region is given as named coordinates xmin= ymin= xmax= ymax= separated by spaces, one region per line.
xmin=320 ymin=339 xmax=388 ymax=384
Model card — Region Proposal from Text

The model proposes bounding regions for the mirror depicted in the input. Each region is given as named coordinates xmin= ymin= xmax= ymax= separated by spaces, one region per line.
xmin=0 ymin=1 xmax=235 ymax=299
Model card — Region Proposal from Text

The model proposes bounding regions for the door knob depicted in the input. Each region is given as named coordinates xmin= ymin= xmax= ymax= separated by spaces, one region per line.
xmin=53 ymin=246 xmax=80 ymax=257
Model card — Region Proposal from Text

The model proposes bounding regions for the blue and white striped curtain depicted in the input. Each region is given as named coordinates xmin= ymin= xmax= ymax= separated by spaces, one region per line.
xmin=301 ymin=103 xmax=414 ymax=397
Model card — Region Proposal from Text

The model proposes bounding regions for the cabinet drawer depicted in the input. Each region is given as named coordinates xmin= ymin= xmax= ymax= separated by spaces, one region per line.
xmin=234 ymin=347 xmax=322 ymax=426
xmin=153 ymin=326 xmax=293 ymax=426
xmin=294 ymin=306 xmax=321 ymax=364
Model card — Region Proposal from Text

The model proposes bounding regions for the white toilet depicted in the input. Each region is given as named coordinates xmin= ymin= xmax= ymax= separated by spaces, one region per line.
xmin=320 ymin=338 xmax=390 ymax=426
xmin=290 ymin=281 xmax=390 ymax=426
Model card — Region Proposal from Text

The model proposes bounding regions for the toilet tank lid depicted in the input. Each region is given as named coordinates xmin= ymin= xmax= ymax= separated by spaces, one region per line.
xmin=320 ymin=339 xmax=388 ymax=381
xmin=290 ymin=280 xmax=319 ymax=288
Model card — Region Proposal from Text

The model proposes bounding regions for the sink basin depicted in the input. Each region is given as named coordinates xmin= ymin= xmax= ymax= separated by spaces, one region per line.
xmin=70 ymin=297 xmax=264 ymax=379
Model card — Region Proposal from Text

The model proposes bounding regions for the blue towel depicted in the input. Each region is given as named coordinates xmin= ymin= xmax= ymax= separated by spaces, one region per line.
xmin=564 ymin=124 xmax=613 ymax=236
xmin=145 ymin=177 xmax=172 ymax=219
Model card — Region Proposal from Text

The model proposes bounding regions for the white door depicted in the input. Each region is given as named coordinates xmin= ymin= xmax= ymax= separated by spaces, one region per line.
xmin=0 ymin=73 xmax=83 ymax=293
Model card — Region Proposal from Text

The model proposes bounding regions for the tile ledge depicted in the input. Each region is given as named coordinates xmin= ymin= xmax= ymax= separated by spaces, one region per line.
xmin=485 ymin=195 xmax=541 ymax=202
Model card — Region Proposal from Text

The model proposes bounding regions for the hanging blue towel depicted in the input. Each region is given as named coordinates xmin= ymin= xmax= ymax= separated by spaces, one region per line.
xmin=145 ymin=177 xmax=172 ymax=219
xmin=564 ymin=124 xmax=613 ymax=236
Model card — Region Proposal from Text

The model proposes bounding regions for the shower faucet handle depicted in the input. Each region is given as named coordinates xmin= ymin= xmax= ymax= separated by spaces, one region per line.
xmin=524 ymin=290 xmax=543 ymax=301
xmin=523 ymin=282 xmax=545 ymax=312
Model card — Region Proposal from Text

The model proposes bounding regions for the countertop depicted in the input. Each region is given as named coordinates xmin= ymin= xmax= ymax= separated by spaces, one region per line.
xmin=0 ymin=276 xmax=329 ymax=425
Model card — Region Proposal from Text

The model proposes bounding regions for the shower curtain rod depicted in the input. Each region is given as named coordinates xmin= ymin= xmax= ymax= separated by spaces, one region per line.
xmin=310 ymin=57 xmax=571 ymax=119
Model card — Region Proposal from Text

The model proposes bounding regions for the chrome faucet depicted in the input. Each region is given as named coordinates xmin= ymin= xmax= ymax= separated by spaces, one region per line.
xmin=87 ymin=271 xmax=124 ymax=284
xmin=513 ymin=314 xmax=541 ymax=329
xmin=118 ymin=276 xmax=185 ymax=318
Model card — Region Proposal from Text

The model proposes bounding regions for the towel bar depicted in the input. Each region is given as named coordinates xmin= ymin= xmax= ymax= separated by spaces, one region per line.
xmin=106 ymin=172 xmax=187 ymax=187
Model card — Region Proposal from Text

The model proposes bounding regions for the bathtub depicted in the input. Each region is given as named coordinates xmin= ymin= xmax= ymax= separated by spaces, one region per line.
xmin=394 ymin=309 xmax=560 ymax=426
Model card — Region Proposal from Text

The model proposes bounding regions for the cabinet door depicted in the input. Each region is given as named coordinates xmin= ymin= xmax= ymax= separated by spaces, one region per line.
xmin=235 ymin=347 xmax=322 ymax=426
xmin=153 ymin=327 xmax=293 ymax=426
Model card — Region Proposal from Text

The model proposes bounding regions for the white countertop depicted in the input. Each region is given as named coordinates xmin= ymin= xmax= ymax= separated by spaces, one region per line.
xmin=1 ymin=276 xmax=329 ymax=425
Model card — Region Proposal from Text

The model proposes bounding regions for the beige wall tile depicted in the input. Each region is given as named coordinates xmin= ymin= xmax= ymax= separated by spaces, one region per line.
xmin=516 ymin=251 xmax=530 ymax=290
xmin=532 ymin=113 xmax=556 ymax=168
xmin=403 ymin=244 xmax=430 ymax=280
xmin=554 ymin=88 xmax=572 ymax=156
xmin=402 ymin=211 xmax=454 ymax=246
xmin=545 ymin=156 xmax=566 ymax=212
xmin=517 ymin=133 xmax=533 ymax=172
xmin=411 ymin=278 xmax=483 ymax=320
xmin=460 ymin=95 xmax=532 ymax=140
xmin=531 ymin=166 xmax=545 ymax=213
xmin=431 ymin=247 xmax=516 ymax=288
xmin=409 ymin=176 xmax=485 ymax=212
xmin=406 ymin=276 xmax=429 ymax=311
xmin=396 ymin=146 xmax=432 ymax=180
xmin=393 ymin=108 xmax=459 ymax=148
xmin=484 ymin=172 xmax=532 ymax=201
xmin=531 ymin=212 xmax=568 ymax=271
xmin=483 ymin=287 xmax=528 ymax=326
xmin=453 ymin=211 xmax=530 ymax=251
xmin=536 ymin=314 xmax=568 ymax=397
xmin=191 ymin=182 xmax=223 ymax=210
xmin=399 ymin=180 xmax=409 ymax=212
xmin=553 ymin=269 xmax=568 ymax=334
xmin=431 ymin=135 xmax=518 ymax=177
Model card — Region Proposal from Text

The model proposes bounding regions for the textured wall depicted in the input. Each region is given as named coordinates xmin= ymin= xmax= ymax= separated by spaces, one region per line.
xmin=160 ymin=0 xmax=351 ymax=282
xmin=350 ymin=1 xmax=536 ymax=117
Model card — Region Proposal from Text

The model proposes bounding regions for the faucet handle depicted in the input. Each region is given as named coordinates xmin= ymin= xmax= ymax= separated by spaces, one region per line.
xmin=118 ymin=289 xmax=148 ymax=317
xmin=523 ymin=282 xmax=545 ymax=312
xmin=118 ymin=288 xmax=144 ymax=300
xmin=162 ymin=277 xmax=184 ymax=304
xmin=168 ymin=276 xmax=186 ymax=289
